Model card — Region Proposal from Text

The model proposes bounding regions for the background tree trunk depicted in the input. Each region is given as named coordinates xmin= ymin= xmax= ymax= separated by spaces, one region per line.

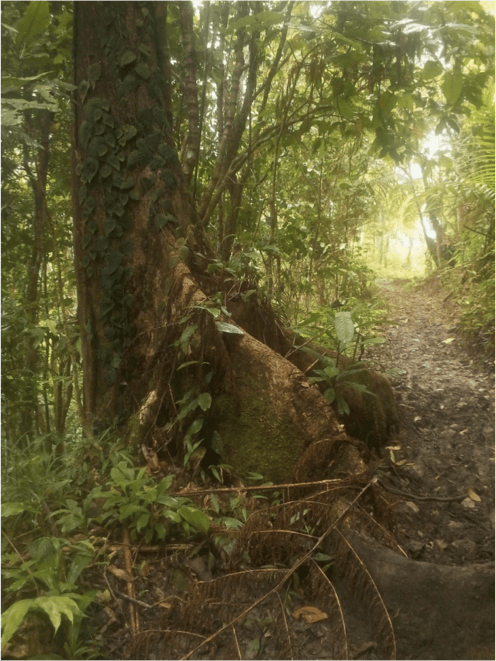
xmin=21 ymin=109 xmax=53 ymax=441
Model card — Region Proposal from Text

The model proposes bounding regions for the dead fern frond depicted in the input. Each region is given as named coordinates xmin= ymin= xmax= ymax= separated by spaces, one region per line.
xmin=126 ymin=477 xmax=401 ymax=660
xmin=231 ymin=625 xmax=241 ymax=659
xmin=309 ymin=561 xmax=349 ymax=659
xmin=275 ymin=590 xmax=295 ymax=660
xmin=180 ymin=479 xmax=375 ymax=660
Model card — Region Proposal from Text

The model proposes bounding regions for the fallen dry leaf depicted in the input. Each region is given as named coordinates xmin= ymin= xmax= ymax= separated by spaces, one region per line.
xmin=435 ymin=539 xmax=448 ymax=551
xmin=107 ymin=565 xmax=133 ymax=582
xmin=292 ymin=606 xmax=328 ymax=623
xmin=467 ymin=488 xmax=481 ymax=503
xmin=442 ymin=337 xmax=455 ymax=344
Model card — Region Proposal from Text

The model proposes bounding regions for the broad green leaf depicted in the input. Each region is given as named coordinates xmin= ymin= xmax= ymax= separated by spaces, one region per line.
xmin=361 ymin=336 xmax=386 ymax=346
xmin=334 ymin=311 xmax=355 ymax=345
xmin=29 ymin=537 xmax=55 ymax=563
xmin=1 ymin=596 xmax=81 ymax=648
xmin=323 ymin=366 xmax=340 ymax=380
xmin=1 ymin=600 xmax=32 ymax=647
xmin=332 ymin=31 xmax=364 ymax=50
xmin=441 ymin=72 xmax=464 ymax=105
xmin=156 ymin=475 xmax=174 ymax=499
xmin=179 ymin=323 xmax=197 ymax=353
xmin=15 ymin=1 xmax=50 ymax=46
xmin=421 ymin=60 xmax=443 ymax=80
xmin=176 ymin=360 xmax=201 ymax=371
xmin=336 ymin=98 xmax=356 ymax=120
xmin=335 ymin=393 xmax=350 ymax=416
xmin=163 ymin=509 xmax=182 ymax=523
xmin=157 ymin=494 xmax=180 ymax=508
xmin=209 ymin=493 xmax=220 ymax=514
xmin=36 ymin=595 xmax=80 ymax=632
xmin=177 ymin=506 xmax=210 ymax=535
xmin=378 ymin=92 xmax=396 ymax=112
xmin=136 ymin=512 xmax=151 ymax=532
xmin=323 ymin=388 xmax=336 ymax=404
xmin=155 ymin=522 xmax=166 ymax=539
xmin=2 ymin=71 xmax=53 ymax=88
xmin=178 ymin=245 xmax=190 ymax=262
xmin=220 ymin=516 xmax=244 ymax=530
xmin=186 ymin=417 xmax=204 ymax=436
xmin=2 ymin=97 xmax=57 ymax=113
xmin=1 ymin=108 xmax=22 ymax=127
xmin=67 ymin=552 xmax=93 ymax=586
xmin=87 ymin=63 xmax=101 ymax=87
xmin=1 ymin=502 xmax=26 ymax=517
xmin=215 ymin=321 xmax=244 ymax=335
xmin=120 ymin=50 xmax=137 ymax=67
xmin=346 ymin=382 xmax=374 ymax=395
xmin=169 ymin=255 xmax=180 ymax=271
xmin=193 ymin=304 xmax=221 ymax=318
xmin=119 ymin=504 xmax=147 ymax=520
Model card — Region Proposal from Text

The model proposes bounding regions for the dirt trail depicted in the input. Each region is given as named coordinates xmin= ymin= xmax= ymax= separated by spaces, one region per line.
xmin=368 ymin=277 xmax=495 ymax=566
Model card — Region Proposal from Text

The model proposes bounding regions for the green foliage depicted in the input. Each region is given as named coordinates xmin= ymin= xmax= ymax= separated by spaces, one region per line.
xmin=295 ymin=302 xmax=387 ymax=414
xmin=2 ymin=435 xmax=78 ymax=528
xmin=418 ymin=81 xmax=495 ymax=347
xmin=308 ymin=357 xmax=376 ymax=416
xmin=1 ymin=434 xmax=99 ymax=655
xmin=2 ymin=2 xmax=494 ymax=653
xmin=1 ymin=522 xmax=98 ymax=658
xmin=295 ymin=299 xmax=387 ymax=359
xmin=2 ymin=1 xmax=73 ymax=142
xmin=86 ymin=456 xmax=210 ymax=543
xmin=2 ymin=595 xmax=84 ymax=649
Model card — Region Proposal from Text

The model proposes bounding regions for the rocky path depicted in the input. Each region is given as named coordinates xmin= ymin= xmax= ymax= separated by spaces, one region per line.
xmin=368 ymin=277 xmax=495 ymax=566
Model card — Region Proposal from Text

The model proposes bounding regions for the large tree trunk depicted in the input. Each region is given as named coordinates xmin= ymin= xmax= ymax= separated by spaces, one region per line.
xmin=71 ymin=1 xmax=361 ymax=481
xmin=73 ymin=2 xmax=202 ymax=425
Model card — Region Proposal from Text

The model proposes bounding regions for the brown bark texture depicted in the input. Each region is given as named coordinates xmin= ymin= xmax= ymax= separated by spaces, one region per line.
xmin=71 ymin=1 xmax=362 ymax=483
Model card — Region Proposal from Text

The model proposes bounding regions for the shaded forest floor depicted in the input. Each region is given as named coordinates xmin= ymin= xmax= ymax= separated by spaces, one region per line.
xmin=369 ymin=276 xmax=495 ymax=566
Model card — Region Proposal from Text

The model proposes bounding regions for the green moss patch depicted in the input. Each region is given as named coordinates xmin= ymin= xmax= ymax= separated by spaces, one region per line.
xmin=214 ymin=387 xmax=305 ymax=483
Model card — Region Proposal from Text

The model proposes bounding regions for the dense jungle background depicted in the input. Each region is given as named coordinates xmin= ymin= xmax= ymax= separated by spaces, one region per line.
xmin=1 ymin=1 xmax=494 ymax=659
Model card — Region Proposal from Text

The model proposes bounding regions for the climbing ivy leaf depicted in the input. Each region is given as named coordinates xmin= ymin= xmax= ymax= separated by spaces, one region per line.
xmin=83 ymin=158 xmax=99 ymax=183
xmin=198 ymin=393 xmax=212 ymax=411
xmin=100 ymin=164 xmax=112 ymax=178
xmin=120 ymin=50 xmax=137 ymax=67
xmin=87 ymin=62 xmax=102 ymax=88
xmin=78 ymin=121 xmax=92 ymax=150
